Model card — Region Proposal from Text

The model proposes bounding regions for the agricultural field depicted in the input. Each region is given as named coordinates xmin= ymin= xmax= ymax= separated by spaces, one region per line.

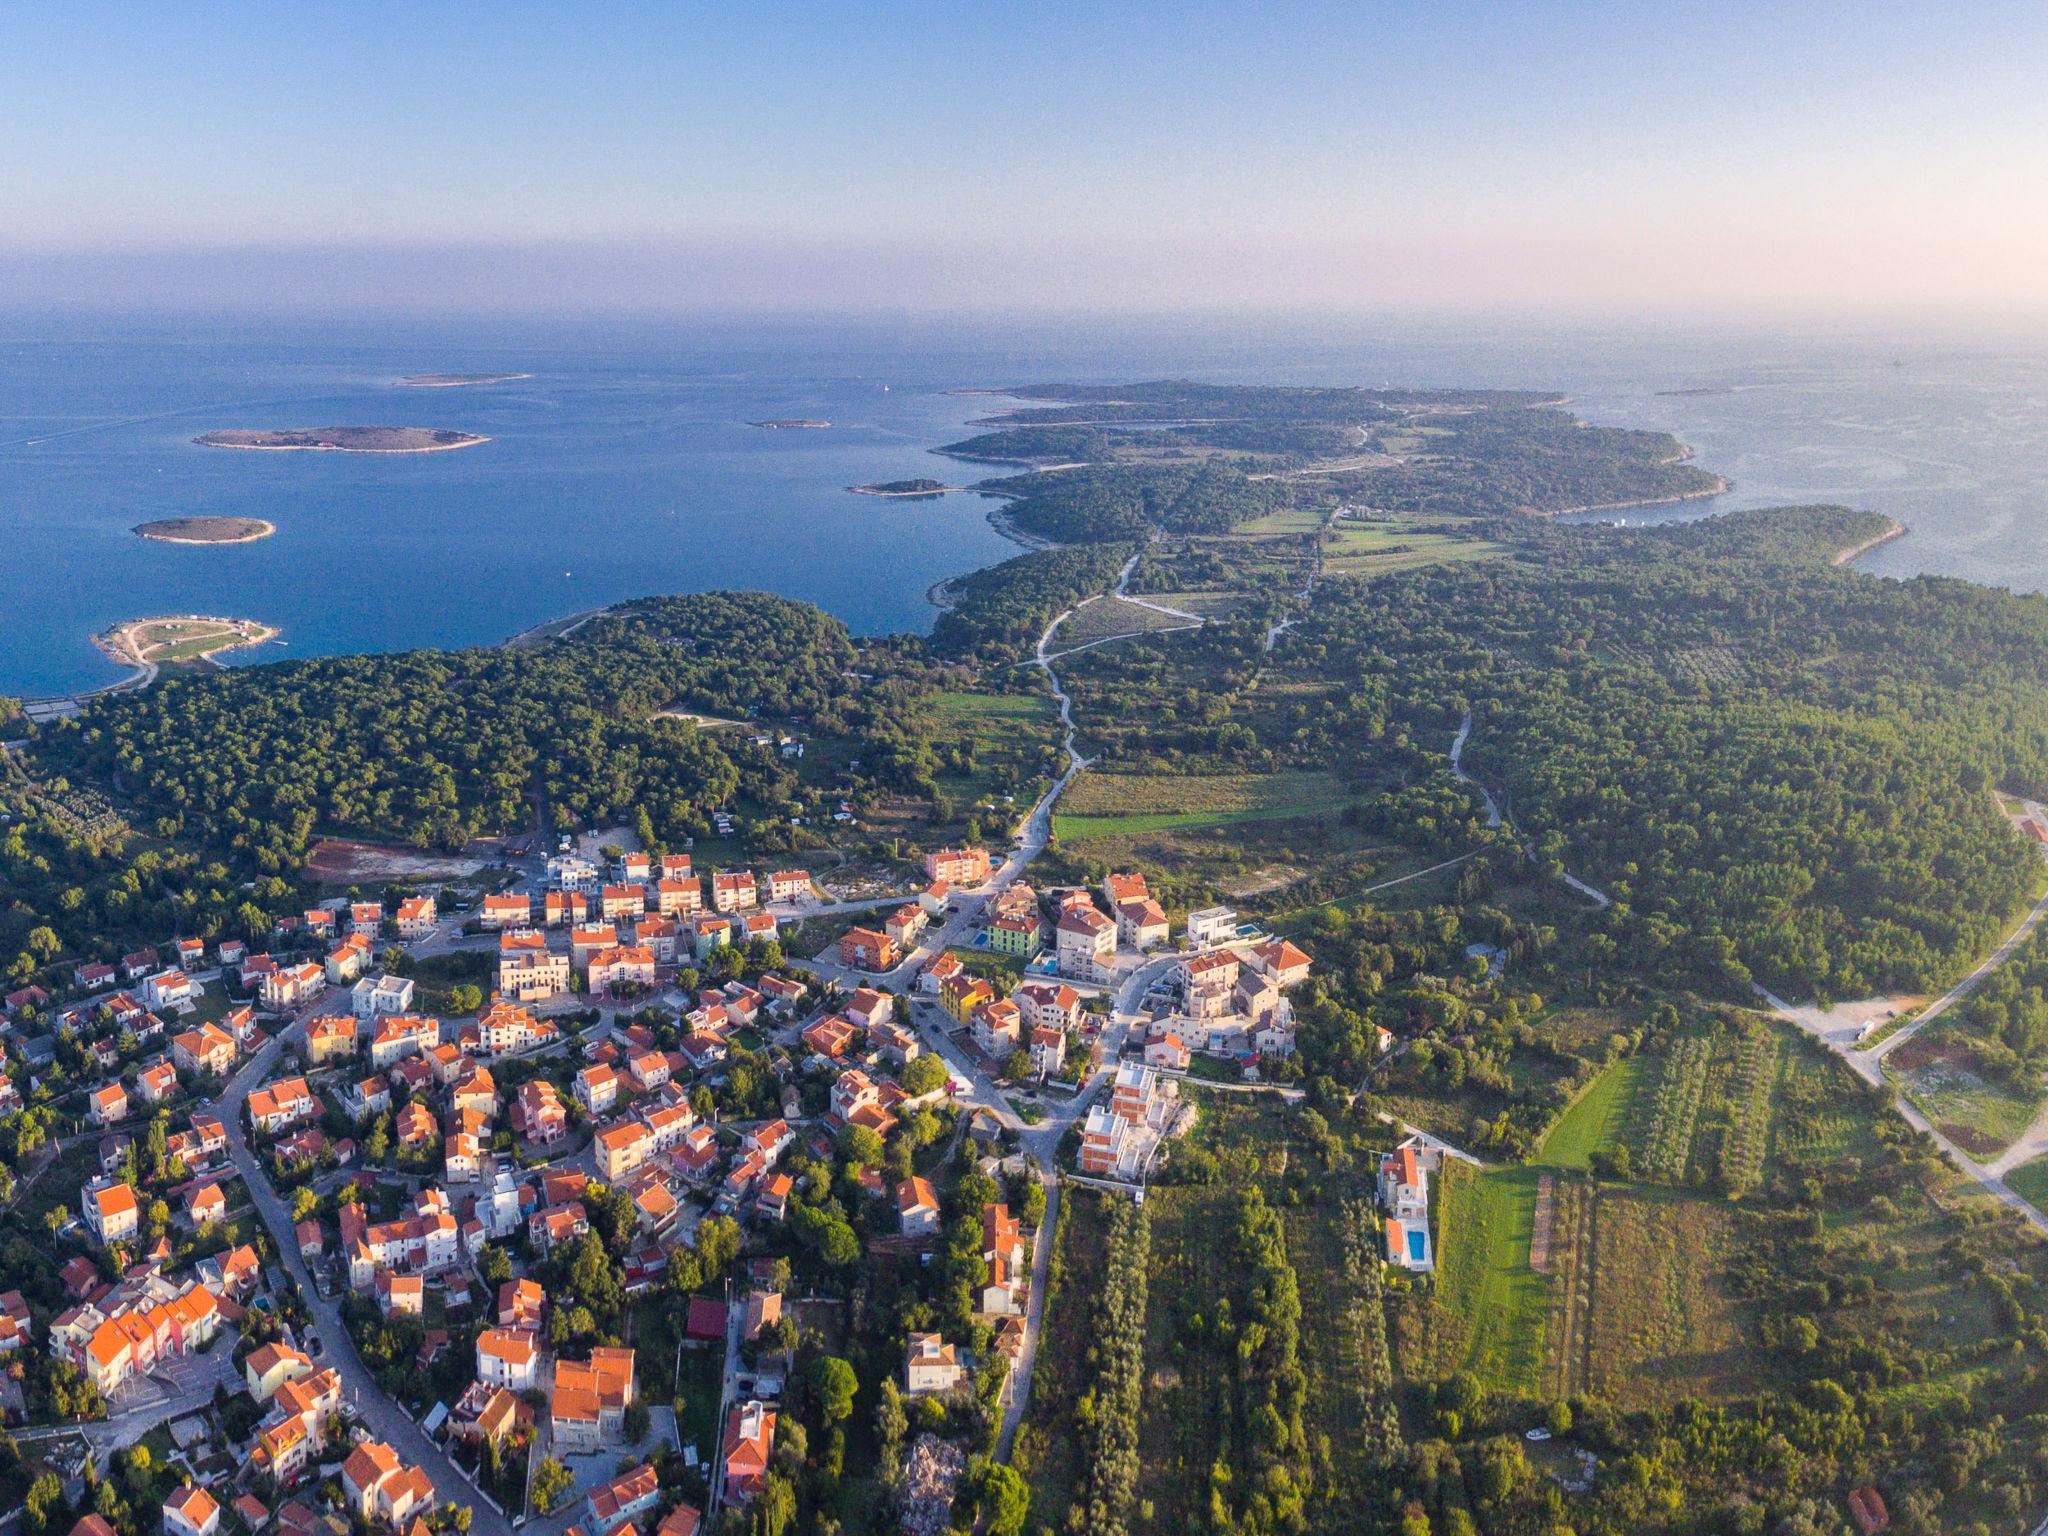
xmin=1228 ymin=506 xmax=1328 ymax=538
xmin=1888 ymin=1013 xmax=2045 ymax=1158
xmin=1057 ymin=768 xmax=1347 ymax=831
xmin=1579 ymin=1187 xmax=1753 ymax=1407
xmin=1318 ymin=518 xmax=1499 ymax=576
xmin=1052 ymin=594 xmax=1202 ymax=648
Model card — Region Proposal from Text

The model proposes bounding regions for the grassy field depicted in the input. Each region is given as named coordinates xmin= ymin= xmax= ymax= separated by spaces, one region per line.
xmin=1013 ymin=1188 xmax=1111 ymax=1533
xmin=1042 ymin=810 xmax=1394 ymax=914
xmin=924 ymin=688 xmax=1061 ymax=822
xmin=1319 ymin=519 xmax=1499 ymax=576
xmin=2006 ymin=1155 xmax=2048 ymax=1211
xmin=1231 ymin=507 xmax=1328 ymax=537
xmin=1430 ymin=1162 xmax=1549 ymax=1395
xmin=1535 ymin=1055 xmax=1645 ymax=1169
xmin=1055 ymin=768 xmax=1348 ymax=840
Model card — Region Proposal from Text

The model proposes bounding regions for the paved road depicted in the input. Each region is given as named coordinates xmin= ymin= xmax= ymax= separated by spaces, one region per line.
xmin=1758 ymin=803 xmax=2048 ymax=1236
xmin=219 ymin=1018 xmax=515 ymax=1536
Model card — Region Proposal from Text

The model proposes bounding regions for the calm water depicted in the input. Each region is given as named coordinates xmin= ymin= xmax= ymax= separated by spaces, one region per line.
xmin=4 ymin=310 xmax=2048 ymax=696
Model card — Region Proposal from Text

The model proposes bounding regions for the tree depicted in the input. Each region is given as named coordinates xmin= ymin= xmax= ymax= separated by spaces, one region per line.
xmin=622 ymin=1401 xmax=650 ymax=1443
xmin=531 ymin=1458 xmax=575 ymax=1514
xmin=292 ymin=1185 xmax=321 ymax=1222
xmin=447 ymin=984 xmax=483 ymax=1015
xmin=838 ymin=1123 xmax=884 ymax=1168
xmin=809 ymin=1356 xmax=858 ymax=1426
xmin=1001 ymin=1048 xmax=1033 ymax=1081
xmin=971 ymin=1459 xmax=1029 ymax=1536
xmin=901 ymin=1054 xmax=948 ymax=1097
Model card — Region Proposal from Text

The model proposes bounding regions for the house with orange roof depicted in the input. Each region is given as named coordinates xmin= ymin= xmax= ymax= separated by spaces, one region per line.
xmin=1055 ymin=903 xmax=1116 ymax=983
xmin=575 ymin=1062 xmax=620 ymax=1114
xmin=475 ymin=1325 xmax=540 ymax=1390
xmin=596 ymin=1120 xmax=653 ymax=1180
xmin=837 ymin=926 xmax=899 ymax=973
xmin=757 ymin=1172 xmax=793 ymax=1222
xmin=972 ymin=997 xmax=1023 ymax=1061
xmin=1029 ymin=1024 xmax=1068 ymax=1077
xmin=587 ymin=945 xmax=656 ymax=994
xmin=600 ymin=884 xmax=646 ymax=922
xmin=368 ymin=1014 xmax=439 ymax=1069
xmin=922 ymin=847 xmax=991 ymax=886
xmin=896 ymin=1176 xmax=939 ymax=1237
xmin=185 ymin=1182 xmax=227 ymax=1227
xmin=375 ymin=1270 xmax=424 ymax=1317
xmin=584 ymin=1463 xmax=659 ymax=1530
xmin=918 ymin=950 xmax=964 ymax=996
xmin=544 ymin=890 xmax=588 ymax=927
xmin=172 ymin=1020 xmax=236 ymax=1077
xmin=654 ymin=877 xmax=701 ymax=917
xmin=512 ymin=1079 xmax=567 ymax=1144
xmin=88 ymin=1082 xmax=128 ymax=1127
xmin=259 ymin=962 xmax=326 ymax=1013
xmin=84 ymin=1180 xmax=140 ymax=1244
xmin=247 ymin=1075 xmax=316 ymax=1134
xmin=481 ymin=893 xmax=534 ymax=930
xmin=164 ymin=1484 xmax=221 ymax=1536
xmin=569 ymin=924 xmax=620 ymax=969
xmin=721 ymin=1400 xmax=777 ymax=1504
xmin=766 ymin=869 xmax=811 ymax=902
xmin=394 ymin=897 xmax=436 ymax=940
xmin=801 ymin=1014 xmax=859 ymax=1059
xmin=303 ymin=1014 xmax=358 ymax=1066
xmin=553 ymin=1346 xmax=636 ymax=1453
xmin=245 ymin=1340 xmax=313 ymax=1400
xmin=710 ymin=869 xmax=757 ymax=912
xmin=903 ymin=1332 xmax=964 ymax=1394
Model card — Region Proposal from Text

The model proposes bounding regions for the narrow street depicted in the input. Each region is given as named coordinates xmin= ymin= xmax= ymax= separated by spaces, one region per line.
xmin=218 ymin=1018 xmax=516 ymax=1536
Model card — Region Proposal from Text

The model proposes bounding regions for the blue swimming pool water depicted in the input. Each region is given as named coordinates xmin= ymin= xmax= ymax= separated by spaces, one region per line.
xmin=1408 ymin=1229 xmax=1429 ymax=1263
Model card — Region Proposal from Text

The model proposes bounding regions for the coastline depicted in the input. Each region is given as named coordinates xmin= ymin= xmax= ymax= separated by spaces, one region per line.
xmin=1832 ymin=519 xmax=1907 ymax=567
xmin=1539 ymin=473 xmax=1732 ymax=519
xmin=847 ymin=484 xmax=966 ymax=498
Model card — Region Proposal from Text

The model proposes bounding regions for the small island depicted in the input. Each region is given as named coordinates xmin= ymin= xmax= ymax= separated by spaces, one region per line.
xmin=848 ymin=478 xmax=961 ymax=499
xmin=396 ymin=373 xmax=532 ymax=388
xmin=133 ymin=516 xmax=276 ymax=545
xmin=751 ymin=418 xmax=832 ymax=430
xmin=194 ymin=426 xmax=488 ymax=453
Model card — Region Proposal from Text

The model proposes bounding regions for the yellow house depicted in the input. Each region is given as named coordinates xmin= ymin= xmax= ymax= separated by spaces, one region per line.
xmin=244 ymin=1340 xmax=313 ymax=1401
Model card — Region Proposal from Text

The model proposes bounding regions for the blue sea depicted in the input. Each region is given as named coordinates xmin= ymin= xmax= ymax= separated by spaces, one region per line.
xmin=5 ymin=309 xmax=2048 ymax=697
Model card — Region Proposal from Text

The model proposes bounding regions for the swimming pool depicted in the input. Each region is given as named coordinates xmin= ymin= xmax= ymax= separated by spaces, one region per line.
xmin=1407 ymin=1228 xmax=1430 ymax=1264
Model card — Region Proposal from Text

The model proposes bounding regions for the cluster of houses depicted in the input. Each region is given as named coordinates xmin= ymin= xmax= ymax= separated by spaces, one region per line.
xmin=499 ymin=851 xmax=804 ymax=1001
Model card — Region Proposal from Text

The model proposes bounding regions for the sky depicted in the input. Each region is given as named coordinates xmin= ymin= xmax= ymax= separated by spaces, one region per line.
xmin=5 ymin=0 xmax=2048 ymax=315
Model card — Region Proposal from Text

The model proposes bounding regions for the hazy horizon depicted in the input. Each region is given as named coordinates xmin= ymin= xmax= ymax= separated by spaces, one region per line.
xmin=8 ymin=2 xmax=2048 ymax=316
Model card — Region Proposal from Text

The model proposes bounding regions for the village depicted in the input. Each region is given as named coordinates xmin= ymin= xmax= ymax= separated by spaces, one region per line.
xmin=0 ymin=823 xmax=1373 ymax=1536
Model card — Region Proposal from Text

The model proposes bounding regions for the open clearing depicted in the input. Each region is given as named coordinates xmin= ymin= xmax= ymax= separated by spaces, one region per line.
xmin=1889 ymin=1020 xmax=2043 ymax=1158
xmin=305 ymin=838 xmax=488 ymax=884
xmin=1054 ymin=594 xmax=1199 ymax=646
xmin=1059 ymin=768 xmax=1345 ymax=825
